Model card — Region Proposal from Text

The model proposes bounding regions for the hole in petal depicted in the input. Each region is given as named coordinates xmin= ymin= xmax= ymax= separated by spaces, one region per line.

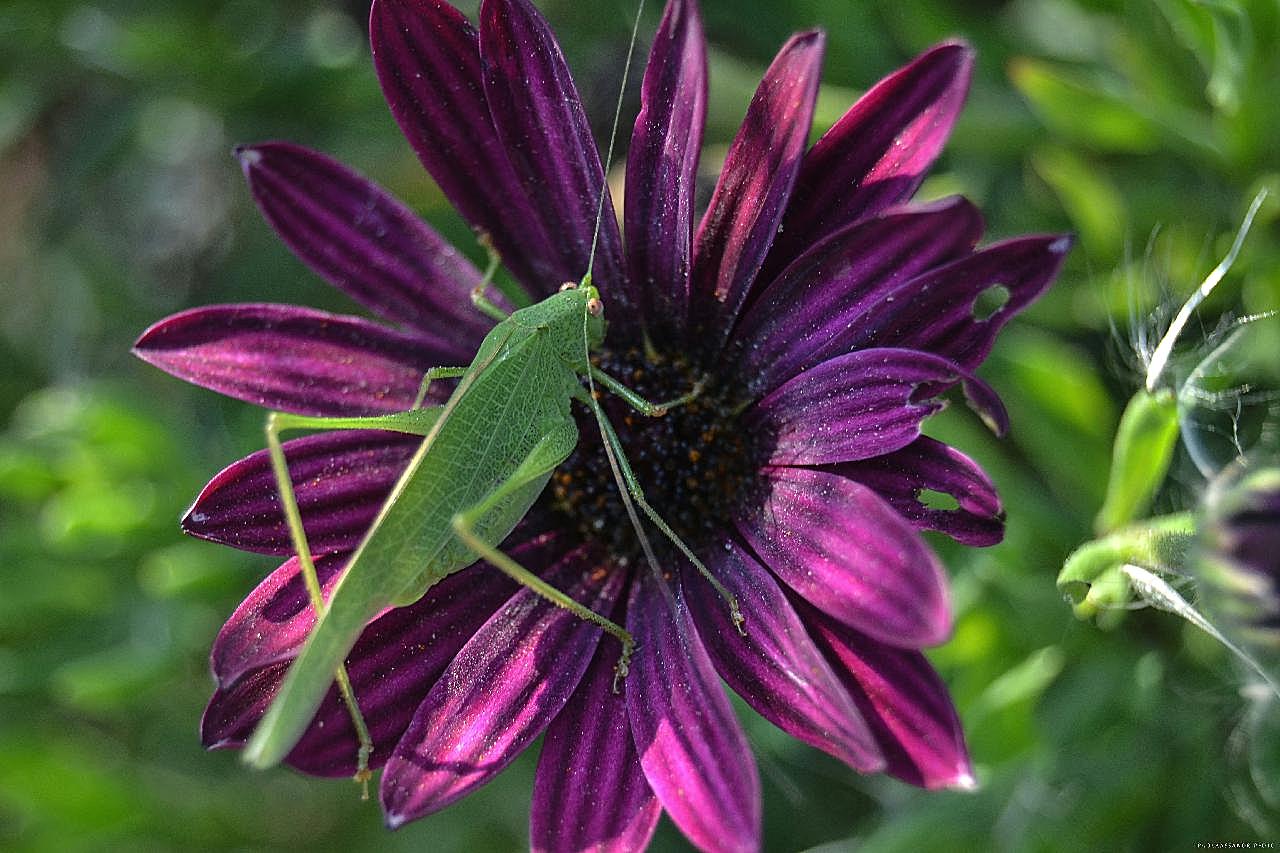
xmin=917 ymin=488 xmax=960 ymax=511
xmin=972 ymin=284 xmax=1010 ymax=321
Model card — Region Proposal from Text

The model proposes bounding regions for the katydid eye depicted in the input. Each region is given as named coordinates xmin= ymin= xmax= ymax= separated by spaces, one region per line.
xmin=587 ymin=298 xmax=603 ymax=317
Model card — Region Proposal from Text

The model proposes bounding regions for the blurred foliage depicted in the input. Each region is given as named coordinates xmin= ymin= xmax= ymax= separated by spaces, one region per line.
xmin=2 ymin=0 xmax=1278 ymax=849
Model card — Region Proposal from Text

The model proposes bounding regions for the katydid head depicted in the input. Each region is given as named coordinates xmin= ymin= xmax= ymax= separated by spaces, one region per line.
xmin=582 ymin=283 xmax=605 ymax=342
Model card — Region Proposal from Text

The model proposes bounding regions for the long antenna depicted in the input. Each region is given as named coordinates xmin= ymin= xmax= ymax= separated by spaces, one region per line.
xmin=586 ymin=0 xmax=647 ymax=280
xmin=578 ymin=1 xmax=675 ymax=604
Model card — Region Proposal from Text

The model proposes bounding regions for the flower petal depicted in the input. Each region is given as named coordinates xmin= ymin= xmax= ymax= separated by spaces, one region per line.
xmin=235 ymin=141 xmax=497 ymax=347
xmin=690 ymin=30 xmax=825 ymax=348
xmin=479 ymin=0 xmax=625 ymax=296
xmin=381 ymin=547 xmax=624 ymax=826
xmin=624 ymin=0 xmax=706 ymax=336
xmin=747 ymin=347 xmax=1007 ymax=466
xmin=735 ymin=198 xmax=983 ymax=396
xmin=183 ymin=430 xmax=418 ymax=556
xmin=682 ymin=540 xmax=884 ymax=772
xmin=764 ymin=42 xmax=974 ymax=277
xmin=831 ymin=234 xmax=1072 ymax=372
xmin=209 ymin=527 xmax=563 ymax=691
xmin=737 ymin=467 xmax=950 ymax=647
xmin=627 ymin=574 xmax=760 ymax=853
xmin=133 ymin=304 xmax=443 ymax=416
xmin=211 ymin=551 xmax=352 ymax=689
xmin=806 ymin=606 xmax=974 ymax=790
xmin=202 ymin=559 xmax=527 ymax=777
xmin=832 ymin=436 xmax=1005 ymax=546
xmin=369 ymin=0 xmax=562 ymax=292
xmin=532 ymin=639 xmax=661 ymax=853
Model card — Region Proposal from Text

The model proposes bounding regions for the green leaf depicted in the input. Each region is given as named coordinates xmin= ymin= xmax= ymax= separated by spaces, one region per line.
xmin=1095 ymin=389 xmax=1180 ymax=534
xmin=1010 ymin=57 xmax=1161 ymax=153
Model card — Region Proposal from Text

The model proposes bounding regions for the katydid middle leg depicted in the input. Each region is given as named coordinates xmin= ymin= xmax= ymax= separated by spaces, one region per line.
xmin=450 ymin=421 xmax=636 ymax=689
xmin=583 ymin=391 xmax=745 ymax=634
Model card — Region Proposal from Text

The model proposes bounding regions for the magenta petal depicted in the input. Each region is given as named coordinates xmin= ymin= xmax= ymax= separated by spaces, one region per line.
xmin=133 ymin=304 xmax=442 ymax=416
xmin=532 ymin=638 xmax=661 ymax=853
xmin=211 ymin=528 xmax=560 ymax=692
xmin=479 ymin=0 xmax=625 ymax=296
xmin=690 ymin=30 xmax=825 ymax=347
xmin=735 ymin=198 xmax=983 ymax=396
xmin=202 ymin=560 xmax=528 ymax=777
xmin=807 ymin=606 xmax=974 ymax=790
xmin=765 ymin=42 xmax=974 ymax=277
xmin=624 ymin=0 xmax=706 ymax=335
xmin=211 ymin=551 xmax=352 ymax=689
xmin=855 ymin=234 xmax=1072 ymax=370
xmin=370 ymin=0 xmax=563 ymax=293
xmin=747 ymin=347 xmax=1007 ymax=466
xmin=381 ymin=548 xmax=624 ymax=825
xmin=737 ymin=467 xmax=950 ymax=647
xmin=235 ymin=142 xmax=497 ymax=347
xmin=683 ymin=540 xmax=885 ymax=773
xmin=183 ymin=430 xmax=418 ymax=556
xmin=833 ymin=436 xmax=1005 ymax=546
xmin=627 ymin=574 xmax=760 ymax=853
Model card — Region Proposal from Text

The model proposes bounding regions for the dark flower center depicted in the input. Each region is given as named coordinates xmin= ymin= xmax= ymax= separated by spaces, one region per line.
xmin=548 ymin=345 xmax=759 ymax=563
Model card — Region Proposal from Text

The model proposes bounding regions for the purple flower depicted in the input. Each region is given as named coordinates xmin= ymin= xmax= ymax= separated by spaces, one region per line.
xmin=1198 ymin=461 xmax=1280 ymax=652
xmin=134 ymin=0 xmax=1070 ymax=849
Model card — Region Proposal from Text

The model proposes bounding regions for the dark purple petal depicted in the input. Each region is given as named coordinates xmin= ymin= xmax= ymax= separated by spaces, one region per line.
xmin=832 ymin=437 xmax=1005 ymax=546
xmin=763 ymin=42 xmax=974 ymax=278
xmin=133 ymin=304 xmax=443 ymax=416
xmin=202 ymin=559 xmax=530 ymax=777
xmin=690 ymin=30 xmax=825 ymax=347
xmin=806 ymin=606 xmax=974 ymax=790
xmin=211 ymin=551 xmax=352 ymax=689
xmin=369 ymin=0 xmax=561 ymax=292
xmin=183 ymin=430 xmax=419 ymax=556
xmin=683 ymin=540 xmax=884 ymax=772
xmin=235 ymin=141 xmax=498 ymax=347
xmin=627 ymin=574 xmax=760 ymax=853
xmin=381 ymin=548 xmax=624 ymax=826
xmin=532 ymin=637 xmax=661 ymax=853
xmin=737 ymin=467 xmax=950 ymax=647
xmin=479 ymin=0 xmax=625 ymax=296
xmin=210 ymin=528 xmax=563 ymax=691
xmin=203 ymin=663 xmax=291 ymax=754
xmin=747 ymin=347 xmax=1007 ymax=466
xmin=833 ymin=235 xmax=1072 ymax=372
xmin=735 ymin=198 xmax=983 ymax=396
xmin=624 ymin=0 xmax=706 ymax=336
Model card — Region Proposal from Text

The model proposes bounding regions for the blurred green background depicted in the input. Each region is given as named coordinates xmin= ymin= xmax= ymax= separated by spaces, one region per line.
xmin=2 ymin=0 xmax=1279 ymax=849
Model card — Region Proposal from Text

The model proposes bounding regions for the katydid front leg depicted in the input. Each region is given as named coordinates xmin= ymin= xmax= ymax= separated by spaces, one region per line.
xmin=469 ymin=231 xmax=511 ymax=323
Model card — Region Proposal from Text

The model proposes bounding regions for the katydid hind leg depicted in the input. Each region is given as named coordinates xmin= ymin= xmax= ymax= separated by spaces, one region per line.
xmin=264 ymin=412 xmax=375 ymax=789
xmin=450 ymin=422 xmax=636 ymax=690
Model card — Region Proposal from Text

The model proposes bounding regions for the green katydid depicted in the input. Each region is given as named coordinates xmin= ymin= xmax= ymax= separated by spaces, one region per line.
xmin=245 ymin=259 xmax=744 ymax=778
xmin=240 ymin=0 xmax=746 ymax=782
